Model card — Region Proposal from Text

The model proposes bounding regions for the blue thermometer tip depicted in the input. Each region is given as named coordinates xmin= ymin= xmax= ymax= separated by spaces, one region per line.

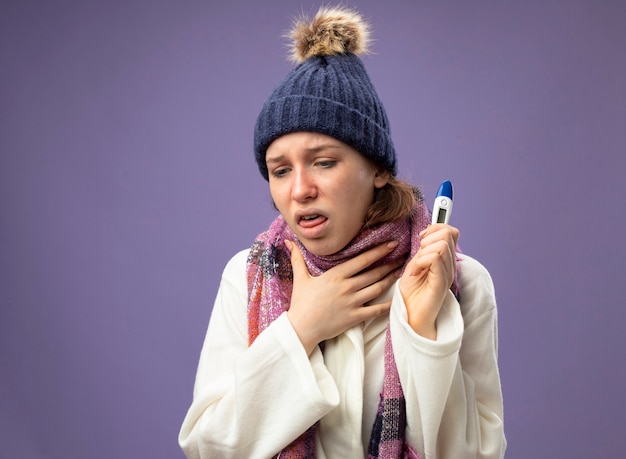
xmin=436 ymin=180 xmax=453 ymax=200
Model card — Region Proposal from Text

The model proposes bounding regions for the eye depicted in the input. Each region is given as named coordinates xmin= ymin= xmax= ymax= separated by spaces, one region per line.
xmin=271 ymin=167 xmax=290 ymax=178
xmin=316 ymin=160 xmax=337 ymax=168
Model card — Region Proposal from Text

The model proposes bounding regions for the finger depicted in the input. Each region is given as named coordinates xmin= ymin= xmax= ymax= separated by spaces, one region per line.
xmin=420 ymin=224 xmax=459 ymax=248
xmin=353 ymin=269 xmax=401 ymax=306
xmin=419 ymin=230 xmax=458 ymax=261
xmin=348 ymin=257 xmax=405 ymax=291
xmin=417 ymin=240 xmax=456 ymax=274
xmin=420 ymin=226 xmax=457 ymax=244
xmin=407 ymin=250 xmax=456 ymax=287
xmin=285 ymin=240 xmax=311 ymax=281
xmin=335 ymin=240 xmax=399 ymax=277
xmin=420 ymin=222 xmax=456 ymax=236
xmin=411 ymin=236 xmax=454 ymax=266
xmin=402 ymin=256 xmax=429 ymax=279
xmin=418 ymin=238 xmax=455 ymax=260
xmin=352 ymin=299 xmax=392 ymax=323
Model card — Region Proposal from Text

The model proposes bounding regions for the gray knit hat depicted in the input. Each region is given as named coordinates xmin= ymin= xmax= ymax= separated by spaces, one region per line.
xmin=254 ymin=6 xmax=397 ymax=180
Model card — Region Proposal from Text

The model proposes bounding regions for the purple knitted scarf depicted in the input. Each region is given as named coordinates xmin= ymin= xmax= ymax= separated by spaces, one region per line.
xmin=246 ymin=196 xmax=455 ymax=458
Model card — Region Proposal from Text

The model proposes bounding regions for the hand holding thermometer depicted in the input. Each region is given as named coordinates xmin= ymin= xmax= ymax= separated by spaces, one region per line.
xmin=432 ymin=180 xmax=453 ymax=224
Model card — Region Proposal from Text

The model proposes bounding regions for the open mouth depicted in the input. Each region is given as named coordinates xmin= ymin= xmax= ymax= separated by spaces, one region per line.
xmin=298 ymin=214 xmax=327 ymax=228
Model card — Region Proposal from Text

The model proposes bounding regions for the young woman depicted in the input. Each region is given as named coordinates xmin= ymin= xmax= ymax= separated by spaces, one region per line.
xmin=179 ymin=6 xmax=506 ymax=458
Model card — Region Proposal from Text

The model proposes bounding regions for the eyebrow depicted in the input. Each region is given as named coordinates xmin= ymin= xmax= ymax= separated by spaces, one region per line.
xmin=266 ymin=155 xmax=287 ymax=165
xmin=266 ymin=144 xmax=342 ymax=164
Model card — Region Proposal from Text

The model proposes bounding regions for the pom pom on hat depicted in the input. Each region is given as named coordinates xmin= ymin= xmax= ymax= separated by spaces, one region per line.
xmin=289 ymin=6 xmax=371 ymax=62
xmin=254 ymin=5 xmax=397 ymax=180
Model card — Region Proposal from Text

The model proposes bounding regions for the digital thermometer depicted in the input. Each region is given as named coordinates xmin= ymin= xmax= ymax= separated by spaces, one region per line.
xmin=432 ymin=180 xmax=453 ymax=224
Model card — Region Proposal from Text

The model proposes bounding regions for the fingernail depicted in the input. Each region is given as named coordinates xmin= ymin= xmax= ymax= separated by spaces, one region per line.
xmin=387 ymin=240 xmax=399 ymax=249
xmin=284 ymin=240 xmax=293 ymax=251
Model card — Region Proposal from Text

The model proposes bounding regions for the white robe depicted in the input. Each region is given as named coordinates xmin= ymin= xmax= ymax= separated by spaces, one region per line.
xmin=179 ymin=250 xmax=506 ymax=458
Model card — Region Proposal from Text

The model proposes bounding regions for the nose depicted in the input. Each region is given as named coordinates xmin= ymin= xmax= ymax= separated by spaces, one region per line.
xmin=292 ymin=167 xmax=317 ymax=202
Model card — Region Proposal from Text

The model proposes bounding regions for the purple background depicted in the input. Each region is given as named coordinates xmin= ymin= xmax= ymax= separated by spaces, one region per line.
xmin=1 ymin=1 xmax=625 ymax=458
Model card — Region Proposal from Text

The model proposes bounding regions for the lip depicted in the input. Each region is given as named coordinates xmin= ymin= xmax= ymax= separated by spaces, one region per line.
xmin=295 ymin=209 xmax=328 ymax=238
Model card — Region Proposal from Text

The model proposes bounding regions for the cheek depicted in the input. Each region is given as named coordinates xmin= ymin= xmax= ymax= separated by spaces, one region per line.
xmin=333 ymin=180 xmax=375 ymax=219
xmin=268 ymin=183 xmax=286 ymax=212
xmin=344 ymin=174 xmax=376 ymax=203
xmin=269 ymin=178 xmax=285 ymax=198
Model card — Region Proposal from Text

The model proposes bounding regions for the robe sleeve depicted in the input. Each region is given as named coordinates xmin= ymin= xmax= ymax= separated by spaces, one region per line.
xmin=178 ymin=250 xmax=340 ymax=459
xmin=389 ymin=254 xmax=507 ymax=458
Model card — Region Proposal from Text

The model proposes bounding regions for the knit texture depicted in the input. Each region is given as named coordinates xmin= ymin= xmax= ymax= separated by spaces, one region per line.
xmin=246 ymin=194 xmax=456 ymax=458
xmin=253 ymin=52 xmax=396 ymax=181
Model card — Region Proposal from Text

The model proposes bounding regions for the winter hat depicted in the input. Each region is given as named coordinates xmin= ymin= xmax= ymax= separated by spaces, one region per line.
xmin=254 ymin=6 xmax=397 ymax=180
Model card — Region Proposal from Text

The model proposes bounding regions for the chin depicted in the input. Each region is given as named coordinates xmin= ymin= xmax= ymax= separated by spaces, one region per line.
xmin=299 ymin=238 xmax=348 ymax=257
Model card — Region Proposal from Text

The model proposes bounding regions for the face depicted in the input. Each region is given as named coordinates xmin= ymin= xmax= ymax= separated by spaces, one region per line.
xmin=266 ymin=132 xmax=389 ymax=256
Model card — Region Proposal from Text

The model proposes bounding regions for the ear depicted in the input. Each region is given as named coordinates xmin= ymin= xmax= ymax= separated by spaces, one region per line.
xmin=373 ymin=167 xmax=390 ymax=189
